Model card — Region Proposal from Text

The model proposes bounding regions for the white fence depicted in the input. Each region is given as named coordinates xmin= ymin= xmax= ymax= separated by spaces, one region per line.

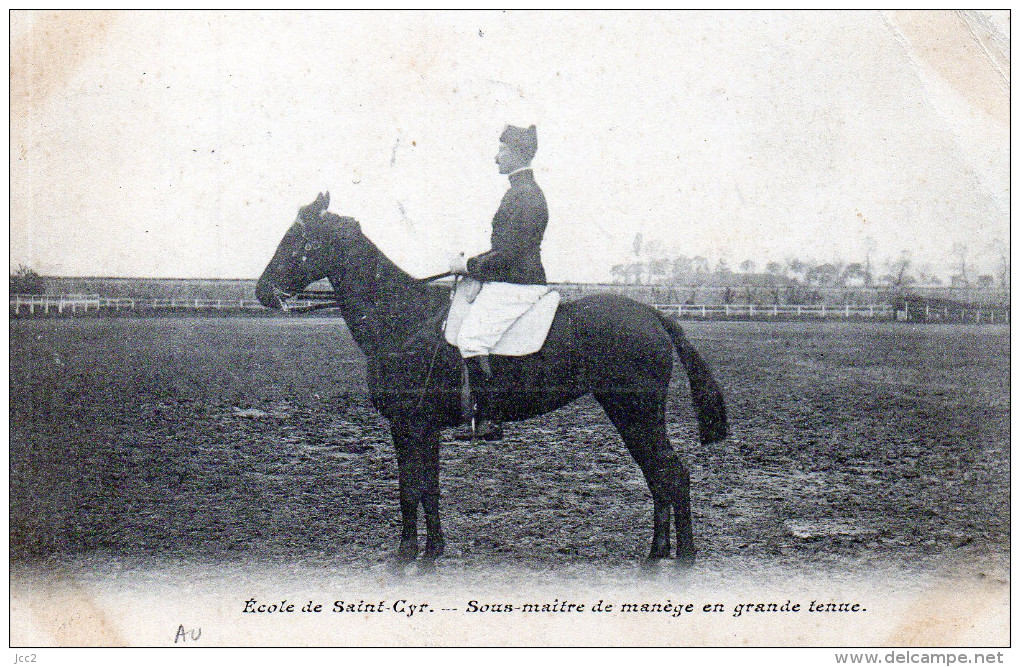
xmin=11 ymin=293 xmax=1008 ymax=323
xmin=655 ymin=302 xmax=1008 ymax=323
xmin=654 ymin=302 xmax=896 ymax=319
xmin=10 ymin=294 xmax=265 ymax=315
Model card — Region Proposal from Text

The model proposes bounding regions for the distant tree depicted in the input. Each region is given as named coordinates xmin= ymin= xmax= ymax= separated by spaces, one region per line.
xmin=10 ymin=265 xmax=45 ymax=295
xmin=786 ymin=258 xmax=809 ymax=284
xmin=951 ymin=243 xmax=970 ymax=285
xmin=715 ymin=258 xmax=732 ymax=275
xmin=989 ymin=237 xmax=1009 ymax=288
xmin=765 ymin=261 xmax=783 ymax=276
xmin=648 ymin=258 xmax=671 ymax=284
xmin=610 ymin=264 xmax=628 ymax=284
xmin=806 ymin=263 xmax=840 ymax=287
xmin=643 ymin=239 xmax=664 ymax=258
xmin=670 ymin=255 xmax=694 ymax=283
xmin=841 ymin=262 xmax=868 ymax=287
xmin=976 ymin=275 xmax=995 ymax=289
xmin=627 ymin=262 xmax=647 ymax=284
xmin=880 ymin=251 xmax=915 ymax=288
xmin=739 ymin=259 xmax=756 ymax=274
xmin=863 ymin=236 xmax=877 ymax=286
xmin=691 ymin=256 xmax=709 ymax=275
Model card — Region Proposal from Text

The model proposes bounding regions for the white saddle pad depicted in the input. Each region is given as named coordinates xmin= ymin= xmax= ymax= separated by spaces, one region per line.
xmin=444 ymin=280 xmax=560 ymax=356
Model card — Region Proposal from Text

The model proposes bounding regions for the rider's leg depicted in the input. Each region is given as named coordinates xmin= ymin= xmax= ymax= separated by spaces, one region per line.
xmin=453 ymin=354 xmax=503 ymax=441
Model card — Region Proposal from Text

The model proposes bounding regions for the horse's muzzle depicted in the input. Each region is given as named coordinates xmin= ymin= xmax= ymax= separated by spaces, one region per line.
xmin=255 ymin=275 xmax=286 ymax=310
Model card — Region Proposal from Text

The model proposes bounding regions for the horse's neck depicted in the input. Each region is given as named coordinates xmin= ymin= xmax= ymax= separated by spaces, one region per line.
xmin=333 ymin=239 xmax=443 ymax=356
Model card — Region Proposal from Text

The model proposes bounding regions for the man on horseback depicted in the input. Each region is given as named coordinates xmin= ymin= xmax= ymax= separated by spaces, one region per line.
xmin=448 ymin=124 xmax=549 ymax=441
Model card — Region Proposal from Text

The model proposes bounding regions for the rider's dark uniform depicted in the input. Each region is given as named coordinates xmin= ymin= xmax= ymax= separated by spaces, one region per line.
xmin=456 ymin=166 xmax=550 ymax=358
xmin=465 ymin=167 xmax=548 ymax=286
xmin=453 ymin=124 xmax=548 ymax=440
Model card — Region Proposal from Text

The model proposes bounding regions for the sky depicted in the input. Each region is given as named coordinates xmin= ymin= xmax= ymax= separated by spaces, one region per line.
xmin=9 ymin=10 xmax=1010 ymax=282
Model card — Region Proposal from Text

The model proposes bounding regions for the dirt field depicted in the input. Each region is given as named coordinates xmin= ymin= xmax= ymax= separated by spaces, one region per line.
xmin=9 ymin=317 xmax=1010 ymax=578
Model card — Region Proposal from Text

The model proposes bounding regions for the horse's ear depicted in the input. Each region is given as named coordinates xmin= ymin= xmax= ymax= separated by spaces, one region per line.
xmin=323 ymin=191 xmax=330 ymax=209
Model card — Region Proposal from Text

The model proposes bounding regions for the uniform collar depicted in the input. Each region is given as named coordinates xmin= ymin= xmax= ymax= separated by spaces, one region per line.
xmin=508 ymin=167 xmax=534 ymax=186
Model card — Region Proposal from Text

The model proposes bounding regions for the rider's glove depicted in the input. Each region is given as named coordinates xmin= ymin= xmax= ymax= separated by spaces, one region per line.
xmin=448 ymin=252 xmax=469 ymax=275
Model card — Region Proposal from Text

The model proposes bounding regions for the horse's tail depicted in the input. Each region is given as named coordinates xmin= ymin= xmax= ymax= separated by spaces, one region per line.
xmin=655 ymin=310 xmax=728 ymax=445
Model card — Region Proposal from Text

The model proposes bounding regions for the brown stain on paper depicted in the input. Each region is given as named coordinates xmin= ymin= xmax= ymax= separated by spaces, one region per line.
xmin=12 ymin=567 xmax=127 ymax=647
xmin=884 ymin=577 xmax=1009 ymax=646
xmin=887 ymin=11 xmax=1008 ymax=125
xmin=10 ymin=11 xmax=117 ymax=126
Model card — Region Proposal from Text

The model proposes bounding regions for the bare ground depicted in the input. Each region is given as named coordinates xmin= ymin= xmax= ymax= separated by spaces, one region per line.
xmin=9 ymin=317 xmax=1010 ymax=579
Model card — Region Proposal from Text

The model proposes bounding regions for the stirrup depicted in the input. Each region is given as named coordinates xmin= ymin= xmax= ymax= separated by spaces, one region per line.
xmin=453 ymin=418 xmax=503 ymax=441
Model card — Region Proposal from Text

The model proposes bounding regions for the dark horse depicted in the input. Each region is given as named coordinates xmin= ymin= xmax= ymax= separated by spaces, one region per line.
xmin=256 ymin=192 xmax=727 ymax=566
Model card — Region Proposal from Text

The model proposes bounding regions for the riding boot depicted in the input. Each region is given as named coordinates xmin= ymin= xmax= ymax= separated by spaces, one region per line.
xmin=453 ymin=356 xmax=503 ymax=441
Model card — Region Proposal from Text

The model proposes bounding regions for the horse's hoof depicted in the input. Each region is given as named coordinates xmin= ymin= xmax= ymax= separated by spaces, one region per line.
xmin=387 ymin=559 xmax=410 ymax=576
xmin=675 ymin=553 xmax=696 ymax=568
xmin=395 ymin=541 xmax=419 ymax=564
xmin=423 ymin=540 xmax=445 ymax=561
xmin=647 ymin=545 xmax=671 ymax=562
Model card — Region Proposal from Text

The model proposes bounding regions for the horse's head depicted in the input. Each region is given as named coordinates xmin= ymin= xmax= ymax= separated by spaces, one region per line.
xmin=255 ymin=191 xmax=362 ymax=309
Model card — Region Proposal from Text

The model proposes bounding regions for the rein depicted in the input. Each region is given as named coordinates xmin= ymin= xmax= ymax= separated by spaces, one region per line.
xmin=271 ymin=222 xmax=458 ymax=413
xmin=288 ymin=270 xmax=454 ymax=314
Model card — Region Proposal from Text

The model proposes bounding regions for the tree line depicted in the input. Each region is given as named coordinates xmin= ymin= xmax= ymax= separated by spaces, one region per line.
xmin=609 ymin=237 xmax=1009 ymax=290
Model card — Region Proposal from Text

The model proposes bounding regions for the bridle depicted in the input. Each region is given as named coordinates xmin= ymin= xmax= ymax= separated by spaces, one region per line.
xmin=267 ymin=210 xmax=460 ymax=412
xmin=270 ymin=214 xmax=343 ymax=312
xmin=275 ymin=220 xmax=454 ymax=312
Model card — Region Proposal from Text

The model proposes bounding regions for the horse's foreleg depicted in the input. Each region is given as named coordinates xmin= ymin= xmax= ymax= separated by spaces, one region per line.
xmin=420 ymin=429 xmax=445 ymax=562
xmin=392 ymin=426 xmax=422 ymax=565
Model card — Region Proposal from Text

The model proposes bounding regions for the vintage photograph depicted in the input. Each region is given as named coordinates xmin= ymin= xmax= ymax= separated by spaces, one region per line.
xmin=10 ymin=10 xmax=1009 ymax=652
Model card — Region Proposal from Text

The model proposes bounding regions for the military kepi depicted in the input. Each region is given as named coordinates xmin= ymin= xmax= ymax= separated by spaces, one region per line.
xmin=500 ymin=124 xmax=538 ymax=162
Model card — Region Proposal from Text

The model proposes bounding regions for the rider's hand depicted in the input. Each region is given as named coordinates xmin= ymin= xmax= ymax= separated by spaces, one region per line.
xmin=448 ymin=252 xmax=469 ymax=275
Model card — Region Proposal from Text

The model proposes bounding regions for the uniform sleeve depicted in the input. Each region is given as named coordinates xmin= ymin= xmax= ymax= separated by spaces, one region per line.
xmin=466 ymin=188 xmax=544 ymax=281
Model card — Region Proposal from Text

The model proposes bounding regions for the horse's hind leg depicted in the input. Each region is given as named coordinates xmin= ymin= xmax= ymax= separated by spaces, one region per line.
xmin=671 ymin=460 xmax=695 ymax=564
xmin=596 ymin=392 xmax=683 ymax=562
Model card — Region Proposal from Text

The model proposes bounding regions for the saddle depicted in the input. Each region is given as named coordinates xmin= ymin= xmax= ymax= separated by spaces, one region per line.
xmin=443 ymin=278 xmax=560 ymax=356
